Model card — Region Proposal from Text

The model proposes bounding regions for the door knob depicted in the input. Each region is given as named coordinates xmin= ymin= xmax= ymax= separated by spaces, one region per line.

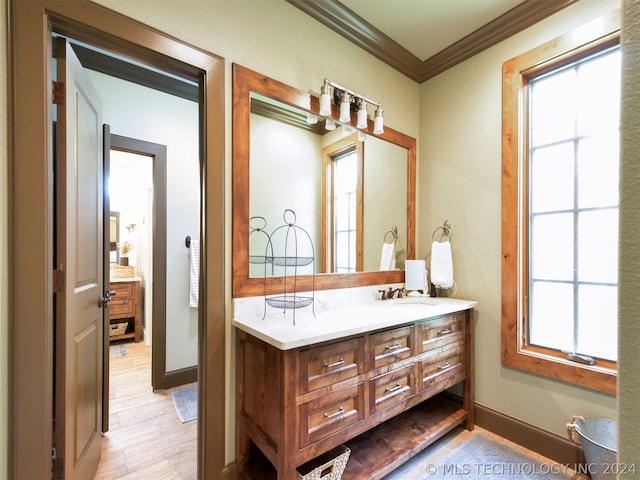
xmin=100 ymin=290 xmax=117 ymax=308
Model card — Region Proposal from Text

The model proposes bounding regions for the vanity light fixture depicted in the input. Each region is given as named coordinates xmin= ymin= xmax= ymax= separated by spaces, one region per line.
xmin=319 ymin=81 xmax=332 ymax=116
xmin=318 ymin=79 xmax=384 ymax=135
xmin=325 ymin=118 xmax=336 ymax=130
xmin=373 ymin=106 xmax=384 ymax=135
xmin=306 ymin=112 xmax=318 ymax=125
xmin=339 ymin=90 xmax=351 ymax=123
xmin=356 ymin=99 xmax=368 ymax=129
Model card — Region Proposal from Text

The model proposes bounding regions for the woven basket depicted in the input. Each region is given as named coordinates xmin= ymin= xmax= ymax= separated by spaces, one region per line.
xmin=110 ymin=322 xmax=128 ymax=337
xmin=296 ymin=445 xmax=350 ymax=480
xmin=110 ymin=265 xmax=135 ymax=278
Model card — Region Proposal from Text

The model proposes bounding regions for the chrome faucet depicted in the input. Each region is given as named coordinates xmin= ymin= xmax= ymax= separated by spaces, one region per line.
xmin=378 ymin=287 xmax=404 ymax=300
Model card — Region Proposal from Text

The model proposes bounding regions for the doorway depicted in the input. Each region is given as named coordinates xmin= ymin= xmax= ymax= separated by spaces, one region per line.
xmin=9 ymin=2 xmax=226 ymax=479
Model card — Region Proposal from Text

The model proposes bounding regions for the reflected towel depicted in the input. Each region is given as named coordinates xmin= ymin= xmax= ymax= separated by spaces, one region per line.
xmin=189 ymin=239 xmax=199 ymax=308
xmin=380 ymin=242 xmax=395 ymax=271
xmin=431 ymin=240 xmax=453 ymax=288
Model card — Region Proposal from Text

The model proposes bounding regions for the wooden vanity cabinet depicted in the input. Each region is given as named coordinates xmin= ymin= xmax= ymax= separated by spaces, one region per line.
xmin=109 ymin=279 xmax=141 ymax=343
xmin=235 ymin=308 xmax=474 ymax=480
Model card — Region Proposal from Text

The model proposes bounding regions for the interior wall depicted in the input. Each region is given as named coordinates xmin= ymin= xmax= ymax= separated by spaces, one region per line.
xmin=87 ymin=70 xmax=200 ymax=372
xmin=419 ymin=0 xmax=621 ymax=439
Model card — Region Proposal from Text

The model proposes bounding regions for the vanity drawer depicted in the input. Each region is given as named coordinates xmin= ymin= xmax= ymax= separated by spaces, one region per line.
xmin=418 ymin=344 xmax=465 ymax=392
xmin=419 ymin=312 xmax=465 ymax=353
xmin=370 ymin=363 xmax=414 ymax=415
xmin=110 ymin=283 xmax=135 ymax=317
xmin=299 ymin=338 xmax=364 ymax=394
xmin=299 ymin=383 xmax=365 ymax=447
xmin=370 ymin=325 xmax=414 ymax=369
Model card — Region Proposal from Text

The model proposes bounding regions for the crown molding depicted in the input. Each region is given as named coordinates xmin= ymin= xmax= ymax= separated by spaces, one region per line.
xmin=285 ymin=0 xmax=424 ymax=82
xmin=420 ymin=0 xmax=579 ymax=81
xmin=285 ymin=0 xmax=578 ymax=83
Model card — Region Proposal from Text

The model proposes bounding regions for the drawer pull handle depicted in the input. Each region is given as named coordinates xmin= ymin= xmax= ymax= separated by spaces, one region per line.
xmin=438 ymin=362 xmax=451 ymax=370
xmin=323 ymin=406 xmax=344 ymax=419
xmin=324 ymin=358 xmax=345 ymax=368
xmin=437 ymin=328 xmax=451 ymax=335
xmin=385 ymin=382 xmax=403 ymax=393
xmin=385 ymin=342 xmax=402 ymax=351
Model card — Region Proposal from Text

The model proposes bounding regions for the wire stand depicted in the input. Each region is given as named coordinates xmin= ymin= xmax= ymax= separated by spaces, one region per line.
xmin=263 ymin=209 xmax=316 ymax=325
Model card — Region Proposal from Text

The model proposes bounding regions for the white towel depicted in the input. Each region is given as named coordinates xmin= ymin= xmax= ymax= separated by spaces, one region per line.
xmin=188 ymin=239 xmax=199 ymax=308
xmin=379 ymin=242 xmax=395 ymax=271
xmin=430 ymin=240 xmax=453 ymax=288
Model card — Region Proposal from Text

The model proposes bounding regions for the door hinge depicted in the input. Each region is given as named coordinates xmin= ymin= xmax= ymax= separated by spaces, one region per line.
xmin=52 ymin=269 xmax=65 ymax=294
xmin=52 ymin=81 xmax=65 ymax=106
xmin=52 ymin=456 xmax=64 ymax=479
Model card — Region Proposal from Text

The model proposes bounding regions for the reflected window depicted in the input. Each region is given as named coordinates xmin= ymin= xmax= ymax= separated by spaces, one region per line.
xmin=323 ymin=134 xmax=364 ymax=273
xmin=333 ymin=150 xmax=357 ymax=272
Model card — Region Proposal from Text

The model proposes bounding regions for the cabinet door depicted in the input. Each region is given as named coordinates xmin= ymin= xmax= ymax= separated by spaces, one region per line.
xmin=419 ymin=312 xmax=465 ymax=353
xmin=369 ymin=363 xmax=415 ymax=414
xmin=370 ymin=325 xmax=414 ymax=369
xmin=299 ymin=337 xmax=364 ymax=394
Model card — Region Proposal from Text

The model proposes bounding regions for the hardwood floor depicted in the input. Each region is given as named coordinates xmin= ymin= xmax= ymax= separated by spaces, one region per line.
xmin=94 ymin=341 xmax=197 ymax=480
xmin=95 ymin=342 xmax=585 ymax=480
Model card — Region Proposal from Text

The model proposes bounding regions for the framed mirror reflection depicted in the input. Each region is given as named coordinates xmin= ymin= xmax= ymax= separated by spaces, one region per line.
xmin=232 ymin=64 xmax=416 ymax=297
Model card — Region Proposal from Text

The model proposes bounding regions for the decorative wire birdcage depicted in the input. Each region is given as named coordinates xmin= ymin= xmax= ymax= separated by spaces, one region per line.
xmin=249 ymin=216 xmax=274 ymax=276
xmin=263 ymin=209 xmax=316 ymax=324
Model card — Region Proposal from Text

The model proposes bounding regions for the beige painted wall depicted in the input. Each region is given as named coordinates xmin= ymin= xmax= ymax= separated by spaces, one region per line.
xmin=419 ymin=0 xmax=621 ymax=439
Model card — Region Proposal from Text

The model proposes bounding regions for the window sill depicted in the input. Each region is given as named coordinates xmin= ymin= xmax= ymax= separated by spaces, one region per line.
xmin=502 ymin=345 xmax=617 ymax=395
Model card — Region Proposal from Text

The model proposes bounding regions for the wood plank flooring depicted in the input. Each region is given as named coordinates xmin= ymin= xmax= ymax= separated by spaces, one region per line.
xmin=95 ymin=342 xmax=586 ymax=479
xmin=94 ymin=341 xmax=197 ymax=480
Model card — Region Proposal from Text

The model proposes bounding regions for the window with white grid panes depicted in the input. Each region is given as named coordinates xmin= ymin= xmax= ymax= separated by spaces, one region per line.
xmin=526 ymin=45 xmax=620 ymax=363
xmin=333 ymin=150 xmax=358 ymax=273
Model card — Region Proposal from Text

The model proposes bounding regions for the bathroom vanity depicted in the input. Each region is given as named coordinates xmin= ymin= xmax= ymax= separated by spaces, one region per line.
xmin=233 ymin=297 xmax=476 ymax=479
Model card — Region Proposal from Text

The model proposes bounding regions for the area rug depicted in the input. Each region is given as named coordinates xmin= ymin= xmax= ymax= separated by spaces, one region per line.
xmin=432 ymin=435 xmax=575 ymax=479
xmin=109 ymin=344 xmax=127 ymax=358
xmin=171 ymin=385 xmax=198 ymax=423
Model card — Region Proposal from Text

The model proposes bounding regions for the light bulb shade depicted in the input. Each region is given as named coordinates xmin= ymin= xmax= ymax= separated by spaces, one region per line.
xmin=319 ymin=83 xmax=331 ymax=116
xmin=325 ymin=119 xmax=336 ymax=130
xmin=306 ymin=112 xmax=318 ymax=125
xmin=339 ymin=91 xmax=351 ymax=123
xmin=373 ymin=106 xmax=384 ymax=134
xmin=356 ymin=100 xmax=368 ymax=129
xmin=357 ymin=130 xmax=367 ymax=142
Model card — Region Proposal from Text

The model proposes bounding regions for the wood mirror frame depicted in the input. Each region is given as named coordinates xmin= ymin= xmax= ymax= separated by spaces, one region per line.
xmin=232 ymin=64 xmax=416 ymax=297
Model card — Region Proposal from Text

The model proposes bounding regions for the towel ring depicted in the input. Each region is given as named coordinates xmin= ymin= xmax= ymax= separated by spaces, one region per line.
xmin=432 ymin=220 xmax=451 ymax=241
xmin=384 ymin=225 xmax=398 ymax=243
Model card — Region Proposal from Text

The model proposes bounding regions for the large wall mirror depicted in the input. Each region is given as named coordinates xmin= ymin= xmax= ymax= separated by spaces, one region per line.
xmin=232 ymin=64 xmax=416 ymax=297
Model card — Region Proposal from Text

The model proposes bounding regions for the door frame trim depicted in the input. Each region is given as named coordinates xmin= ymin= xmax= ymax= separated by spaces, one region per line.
xmin=8 ymin=1 xmax=226 ymax=478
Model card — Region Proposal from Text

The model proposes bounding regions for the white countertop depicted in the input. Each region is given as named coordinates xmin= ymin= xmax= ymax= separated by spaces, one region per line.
xmin=110 ymin=276 xmax=141 ymax=283
xmin=232 ymin=296 xmax=477 ymax=350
